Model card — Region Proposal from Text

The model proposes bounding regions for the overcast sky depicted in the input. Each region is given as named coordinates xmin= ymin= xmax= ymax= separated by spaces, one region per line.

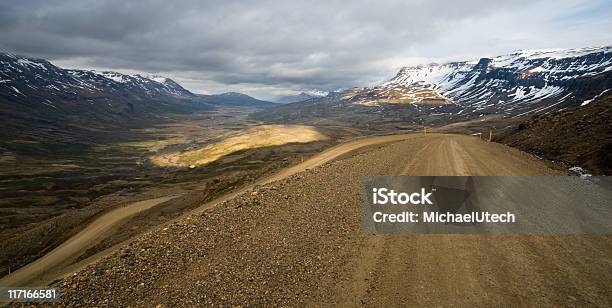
xmin=1 ymin=0 xmax=611 ymax=100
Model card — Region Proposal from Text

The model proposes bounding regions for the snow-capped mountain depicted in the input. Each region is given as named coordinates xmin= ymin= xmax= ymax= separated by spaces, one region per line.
xmin=253 ymin=46 xmax=612 ymax=130
xmin=0 ymin=52 xmax=200 ymax=123
xmin=0 ymin=52 xmax=210 ymax=145
xmin=0 ymin=52 xmax=194 ymax=101
xmin=0 ymin=52 xmax=280 ymax=118
xmin=382 ymin=46 xmax=612 ymax=116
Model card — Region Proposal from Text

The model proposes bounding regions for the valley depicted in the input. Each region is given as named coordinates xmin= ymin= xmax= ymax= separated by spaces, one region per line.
xmin=0 ymin=105 xmax=363 ymax=279
xmin=0 ymin=53 xmax=364 ymax=279
xmin=0 ymin=45 xmax=610 ymax=306
xmin=2 ymin=0 xmax=611 ymax=306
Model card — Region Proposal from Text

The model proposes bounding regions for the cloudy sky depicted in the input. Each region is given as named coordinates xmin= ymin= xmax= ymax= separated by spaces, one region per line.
xmin=1 ymin=0 xmax=611 ymax=100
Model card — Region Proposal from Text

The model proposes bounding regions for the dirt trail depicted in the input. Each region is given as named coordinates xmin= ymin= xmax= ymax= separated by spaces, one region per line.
xmin=0 ymin=133 xmax=415 ymax=288
xmin=16 ymin=134 xmax=612 ymax=307
xmin=0 ymin=196 xmax=176 ymax=287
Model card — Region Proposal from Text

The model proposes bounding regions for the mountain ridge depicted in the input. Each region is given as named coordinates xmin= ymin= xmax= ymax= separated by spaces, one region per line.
xmin=383 ymin=46 xmax=612 ymax=112
xmin=252 ymin=46 xmax=612 ymax=129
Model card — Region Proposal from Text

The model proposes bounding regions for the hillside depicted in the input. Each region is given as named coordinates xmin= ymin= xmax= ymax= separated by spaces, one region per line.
xmin=497 ymin=93 xmax=611 ymax=175
xmin=0 ymin=53 xmax=209 ymax=150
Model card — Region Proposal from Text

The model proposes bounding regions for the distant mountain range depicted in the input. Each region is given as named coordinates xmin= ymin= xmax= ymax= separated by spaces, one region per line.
xmin=202 ymin=92 xmax=276 ymax=108
xmin=0 ymin=52 xmax=274 ymax=149
xmin=2 ymin=46 xmax=610 ymax=147
xmin=253 ymin=46 xmax=612 ymax=129
xmin=274 ymin=92 xmax=326 ymax=104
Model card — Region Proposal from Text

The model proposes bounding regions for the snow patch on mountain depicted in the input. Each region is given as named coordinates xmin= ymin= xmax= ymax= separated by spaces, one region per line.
xmin=16 ymin=58 xmax=47 ymax=70
xmin=96 ymin=71 xmax=130 ymax=83
xmin=148 ymin=75 xmax=169 ymax=84
xmin=581 ymin=89 xmax=611 ymax=106
xmin=275 ymin=91 xmax=327 ymax=104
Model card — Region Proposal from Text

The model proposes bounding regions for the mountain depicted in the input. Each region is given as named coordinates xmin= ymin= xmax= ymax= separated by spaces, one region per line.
xmin=0 ymin=53 xmax=278 ymax=156
xmin=0 ymin=52 xmax=215 ymax=152
xmin=0 ymin=53 xmax=197 ymax=102
xmin=252 ymin=46 xmax=612 ymax=129
xmin=0 ymin=53 xmax=202 ymax=115
xmin=383 ymin=46 xmax=612 ymax=115
xmin=275 ymin=92 xmax=325 ymax=104
xmin=200 ymin=92 xmax=276 ymax=108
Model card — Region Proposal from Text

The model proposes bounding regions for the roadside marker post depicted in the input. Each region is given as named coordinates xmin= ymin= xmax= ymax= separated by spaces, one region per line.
xmin=488 ymin=129 xmax=493 ymax=142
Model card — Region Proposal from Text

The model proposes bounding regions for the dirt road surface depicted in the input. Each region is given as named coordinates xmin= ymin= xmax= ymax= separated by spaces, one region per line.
xmin=9 ymin=134 xmax=612 ymax=306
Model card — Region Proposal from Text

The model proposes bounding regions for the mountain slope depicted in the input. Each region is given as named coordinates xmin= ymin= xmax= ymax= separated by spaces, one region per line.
xmin=497 ymin=93 xmax=612 ymax=175
xmin=384 ymin=46 xmax=612 ymax=115
xmin=0 ymin=53 xmax=207 ymax=135
xmin=0 ymin=53 xmax=198 ymax=104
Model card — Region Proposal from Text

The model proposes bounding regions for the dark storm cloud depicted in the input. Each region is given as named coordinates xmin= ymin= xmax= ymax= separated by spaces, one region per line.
xmin=0 ymin=0 xmax=609 ymax=97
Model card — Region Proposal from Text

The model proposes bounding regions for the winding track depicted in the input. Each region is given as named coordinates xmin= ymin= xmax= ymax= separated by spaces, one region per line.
xmin=0 ymin=196 xmax=176 ymax=288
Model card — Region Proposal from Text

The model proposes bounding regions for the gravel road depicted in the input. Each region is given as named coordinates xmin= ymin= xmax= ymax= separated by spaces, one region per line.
xmin=32 ymin=134 xmax=612 ymax=306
